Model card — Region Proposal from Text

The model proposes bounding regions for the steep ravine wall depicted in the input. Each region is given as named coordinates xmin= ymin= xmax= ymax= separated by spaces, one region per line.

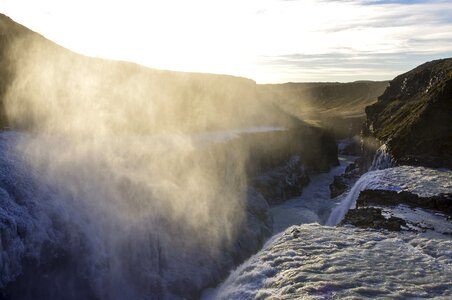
xmin=364 ymin=58 xmax=452 ymax=169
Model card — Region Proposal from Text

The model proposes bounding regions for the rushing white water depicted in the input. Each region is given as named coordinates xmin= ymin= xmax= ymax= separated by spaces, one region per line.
xmin=203 ymin=143 xmax=452 ymax=300
xmin=324 ymin=142 xmax=394 ymax=229
xmin=270 ymin=155 xmax=355 ymax=232
xmin=327 ymin=165 xmax=452 ymax=226
xmin=207 ymin=224 xmax=452 ymax=299
xmin=369 ymin=144 xmax=393 ymax=170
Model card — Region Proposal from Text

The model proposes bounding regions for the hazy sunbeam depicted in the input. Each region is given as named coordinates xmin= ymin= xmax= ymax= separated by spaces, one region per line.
xmin=1 ymin=0 xmax=451 ymax=82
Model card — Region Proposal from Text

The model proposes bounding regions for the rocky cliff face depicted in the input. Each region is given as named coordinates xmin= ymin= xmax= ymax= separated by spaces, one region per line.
xmin=341 ymin=189 xmax=451 ymax=234
xmin=365 ymin=58 xmax=452 ymax=169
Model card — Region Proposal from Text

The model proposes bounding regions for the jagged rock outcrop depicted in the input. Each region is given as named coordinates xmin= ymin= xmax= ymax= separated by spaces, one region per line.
xmin=365 ymin=58 xmax=452 ymax=169
xmin=329 ymin=175 xmax=348 ymax=199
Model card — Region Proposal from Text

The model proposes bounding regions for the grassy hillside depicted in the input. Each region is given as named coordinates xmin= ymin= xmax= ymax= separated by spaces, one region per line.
xmin=259 ymin=81 xmax=389 ymax=138
xmin=365 ymin=58 xmax=452 ymax=168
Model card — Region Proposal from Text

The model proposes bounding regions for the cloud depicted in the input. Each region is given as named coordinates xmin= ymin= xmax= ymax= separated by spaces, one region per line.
xmin=252 ymin=0 xmax=452 ymax=82
xmin=255 ymin=50 xmax=452 ymax=83
xmin=360 ymin=0 xmax=429 ymax=5
xmin=318 ymin=0 xmax=432 ymax=4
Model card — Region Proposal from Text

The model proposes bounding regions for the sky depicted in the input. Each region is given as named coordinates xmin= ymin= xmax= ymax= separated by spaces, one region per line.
xmin=1 ymin=0 xmax=452 ymax=83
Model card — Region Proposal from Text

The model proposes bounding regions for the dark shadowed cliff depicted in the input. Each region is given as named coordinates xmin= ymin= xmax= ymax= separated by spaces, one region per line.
xmin=365 ymin=58 xmax=452 ymax=169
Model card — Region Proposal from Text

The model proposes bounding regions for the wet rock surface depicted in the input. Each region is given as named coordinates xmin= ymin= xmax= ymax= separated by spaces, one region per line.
xmin=340 ymin=189 xmax=452 ymax=234
xmin=329 ymin=175 xmax=348 ymax=198
xmin=340 ymin=207 xmax=407 ymax=231
xmin=357 ymin=189 xmax=452 ymax=216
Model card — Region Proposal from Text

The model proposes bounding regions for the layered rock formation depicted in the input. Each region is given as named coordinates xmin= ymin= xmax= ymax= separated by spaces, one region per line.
xmin=357 ymin=189 xmax=452 ymax=215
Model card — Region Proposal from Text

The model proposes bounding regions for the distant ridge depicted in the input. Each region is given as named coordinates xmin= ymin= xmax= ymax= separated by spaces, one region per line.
xmin=258 ymin=80 xmax=389 ymax=138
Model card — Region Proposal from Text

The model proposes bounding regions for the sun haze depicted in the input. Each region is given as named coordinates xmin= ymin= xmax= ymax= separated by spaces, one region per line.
xmin=1 ymin=0 xmax=452 ymax=81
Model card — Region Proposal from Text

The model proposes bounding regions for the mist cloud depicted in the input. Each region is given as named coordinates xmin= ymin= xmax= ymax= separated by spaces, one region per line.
xmin=1 ymin=32 xmax=275 ymax=298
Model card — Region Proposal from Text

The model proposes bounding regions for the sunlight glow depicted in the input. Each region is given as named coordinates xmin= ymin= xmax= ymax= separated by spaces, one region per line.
xmin=1 ymin=0 xmax=451 ymax=82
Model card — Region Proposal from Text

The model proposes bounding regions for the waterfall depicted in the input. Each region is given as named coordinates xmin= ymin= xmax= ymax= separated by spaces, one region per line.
xmin=369 ymin=144 xmax=393 ymax=170
xmin=326 ymin=162 xmax=452 ymax=226
xmin=326 ymin=144 xmax=393 ymax=226
xmin=325 ymin=170 xmax=384 ymax=226
xmin=0 ymin=131 xmax=271 ymax=299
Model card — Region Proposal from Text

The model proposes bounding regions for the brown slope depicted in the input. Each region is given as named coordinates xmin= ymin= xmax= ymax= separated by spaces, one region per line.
xmin=258 ymin=81 xmax=388 ymax=138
